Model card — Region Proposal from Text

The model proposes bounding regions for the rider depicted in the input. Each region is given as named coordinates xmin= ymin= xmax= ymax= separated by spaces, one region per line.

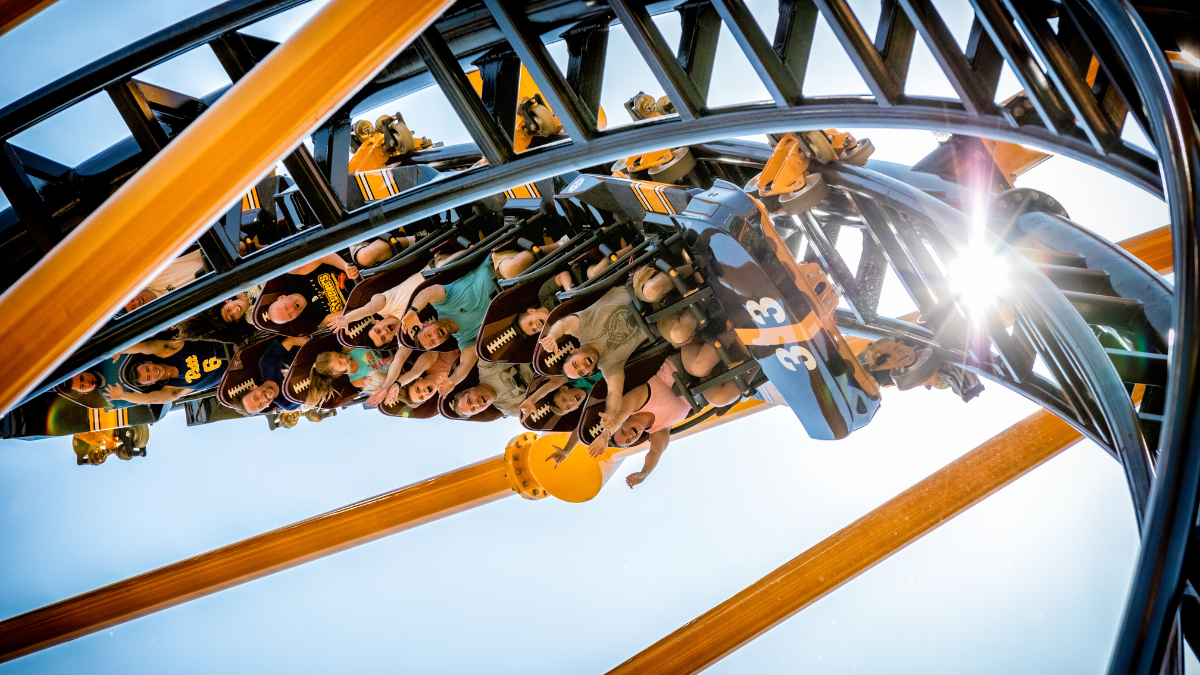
xmin=103 ymin=339 xmax=230 ymax=405
xmin=236 ymin=336 xmax=310 ymax=414
xmin=262 ymin=253 xmax=360 ymax=329
xmin=403 ymin=257 xmax=548 ymax=397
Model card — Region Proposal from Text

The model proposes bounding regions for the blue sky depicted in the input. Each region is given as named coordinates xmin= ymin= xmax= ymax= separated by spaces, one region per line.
xmin=0 ymin=0 xmax=1184 ymax=673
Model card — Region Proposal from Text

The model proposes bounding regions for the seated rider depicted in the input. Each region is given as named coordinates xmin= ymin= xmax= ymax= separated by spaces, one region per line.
xmin=517 ymin=376 xmax=588 ymax=419
xmin=60 ymin=370 xmax=102 ymax=395
xmin=304 ymin=347 xmax=390 ymax=409
xmin=238 ymin=336 xmax=310 ymax=414
xmin=329 ymin=251 xmax=467 ymax=405
xmin=349 ymin=232 xmax=422 ymax=270
xmin=534 ymin=242 xmax=639 ymax=314
xmin=124 ymin=249 xmax=207 ymax=312
xmin=551 ymin=359 xmax=696 ymax=487
xmin=171 ymin=291 xmax=256 ymax=345
xmin=538 ymin=286 xmax=653 ymax=441
xmin=378 ymin=349 xmax=459 ymax=409
xmin=264 ymin=253 xmax=360 ymax=329
xmin=542 ymin=289 xmax=744 ymax=455
xmin=447 ymin=360 xmax=533 ymax=418
xmin=103 ymin=339 xmax=230 ymax=405
xmin=628 ymin=259 xmax=704 ymax=347
xmin=403 ymin=256 xmax=549 ymax=396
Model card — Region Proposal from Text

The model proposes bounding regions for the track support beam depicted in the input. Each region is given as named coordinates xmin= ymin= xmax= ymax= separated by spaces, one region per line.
xmin=0 ymin=0 xmax=454 ymax=415
xmin=0 ymin=457 xmax=512 ymax=662
xmin=605 ymin=408 xmax=1086 ymax=675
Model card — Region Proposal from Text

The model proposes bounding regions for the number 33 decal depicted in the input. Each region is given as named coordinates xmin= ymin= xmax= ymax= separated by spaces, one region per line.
xmin=745 ymin=297 xmax=816 ymax=371
xmin=745 ymin=297 xmax=786 ymax=325
xmin=776 ymin=345 xmax=817 ymax=371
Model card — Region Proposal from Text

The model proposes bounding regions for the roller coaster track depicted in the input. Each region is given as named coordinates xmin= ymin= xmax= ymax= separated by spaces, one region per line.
xmin=0 ymin=0 xmax=1196 ymax=672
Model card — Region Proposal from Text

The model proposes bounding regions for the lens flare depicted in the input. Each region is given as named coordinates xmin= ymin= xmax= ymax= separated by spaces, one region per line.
xmin=949 ymin=201 xmax=1008 ymax=314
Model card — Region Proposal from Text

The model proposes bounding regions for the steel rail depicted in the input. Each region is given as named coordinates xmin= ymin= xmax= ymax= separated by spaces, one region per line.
xmin=822 ymin=162 xmax=1152 ymax=521
xmin=25 ymin=102 xmax=1162 ymax=405
xmin=1096 ymin=0 xmax=1200 ymax=672
xmin=0 ymin=0 xmax=455 ymax=414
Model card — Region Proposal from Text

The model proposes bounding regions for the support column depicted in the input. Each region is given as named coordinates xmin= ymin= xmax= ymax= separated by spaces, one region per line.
xmin=0 ymin=0 xmax=455 ymax=415
xmin=605 ymin=408 xmax=1085 ymax=675
xmin=0 ymin=456 xmax=511 ymax=662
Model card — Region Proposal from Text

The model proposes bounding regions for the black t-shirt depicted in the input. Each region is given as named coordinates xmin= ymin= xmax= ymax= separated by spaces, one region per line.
xmin=284 ymin=263 xmax=353 ymax=328
xmin=258 ymin=339 xmax=300 ymax=411
xmin=159 ymin=341 xmax=229 ymax=391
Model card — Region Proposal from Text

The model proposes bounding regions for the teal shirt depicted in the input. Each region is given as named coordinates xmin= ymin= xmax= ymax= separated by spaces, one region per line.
xmin=432 ymin=261 xmax=496 ymax=349
xmin=348 ymin=348 xmax=388 ymax=381
xmin=569 ymin=371 xmax=604 ymax=393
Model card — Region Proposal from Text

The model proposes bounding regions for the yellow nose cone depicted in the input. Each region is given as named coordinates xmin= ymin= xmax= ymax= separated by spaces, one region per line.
xmin=524 ymin=433 xmax=625 ymax=503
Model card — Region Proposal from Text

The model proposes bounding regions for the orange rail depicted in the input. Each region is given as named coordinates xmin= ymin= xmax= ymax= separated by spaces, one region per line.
xmin=606 ymin=409 xmax=1084 ymax=675
xmin=0 ymin=457 xmax=510 ymax=662
xmin=0 ymin=0 xmax=453 ymax=415
xmin=0 ymin=0 xmax=56 ymax=37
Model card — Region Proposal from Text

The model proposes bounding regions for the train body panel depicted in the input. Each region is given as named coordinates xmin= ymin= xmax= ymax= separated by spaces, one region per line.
xmin=676 ymin=182 xmax=881 ymax=440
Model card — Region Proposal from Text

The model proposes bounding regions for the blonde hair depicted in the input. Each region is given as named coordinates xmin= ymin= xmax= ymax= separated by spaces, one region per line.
xmin=303 ymin=351 xmax=343 ymax=410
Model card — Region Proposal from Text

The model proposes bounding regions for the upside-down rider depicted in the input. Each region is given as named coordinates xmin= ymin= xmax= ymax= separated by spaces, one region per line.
xmin=103 ymin=339 xmax=231 ymax=405
xmin=401 ymin=254 xmax=552 ymax=397
xmin=263 ymin=253 xmax=360 ymax=330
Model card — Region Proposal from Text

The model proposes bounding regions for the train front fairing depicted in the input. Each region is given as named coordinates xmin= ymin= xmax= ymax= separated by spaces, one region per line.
xmin=675 ymin=180 xmax=881 ymax=440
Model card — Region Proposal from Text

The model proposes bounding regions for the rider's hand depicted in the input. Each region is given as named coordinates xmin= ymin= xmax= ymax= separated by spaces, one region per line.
xmin=365 ymin=384 xmax=394 ymax=408
xmin=626 ymin=472 xmax=646 ymax=488
xmin=401 ymin=310 xmax=421 ymax=339
xmin=588 ymin=433 xmax=609 ymax=458
xmin=545 ymin=444 xmax=570 ymax=468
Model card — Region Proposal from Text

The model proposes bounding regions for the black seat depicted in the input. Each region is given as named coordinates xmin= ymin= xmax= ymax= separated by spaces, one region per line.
xmin=217 ymin=338 xmax=284 ymax=415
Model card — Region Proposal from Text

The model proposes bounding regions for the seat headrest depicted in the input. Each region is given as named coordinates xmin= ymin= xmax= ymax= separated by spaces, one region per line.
xmin=282 ymin=333 xmax=361 ymax=409
xmin=337 ymin=257 xmax=433 ymax=347
xmin=397 ymin=304 xmax=455 ymax=351
xmin=477 ymin=279 xmax=545 ymax=364
xmin=519 ymin=375 xmax=584 ymax=433
xmin=250 ymin=278 xmax=320 ymax=338
xmin=379 ymin=396 xmax=440 ymax=419
xmin=575 ymin=344 xmax=674 ymax=446
xmin=533 ymin=335 xmax=580 ymax=376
